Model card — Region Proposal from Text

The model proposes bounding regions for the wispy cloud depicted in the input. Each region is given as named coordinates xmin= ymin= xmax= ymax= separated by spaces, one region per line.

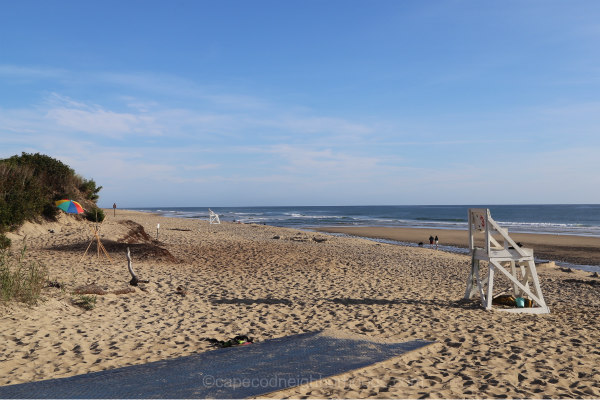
xmin=2 ymin=61 xmax=599 ymax=206
xmin=0 ymin=64 xmax=67 ymax=79
xmin=46 ymin=107 xmax=161 ymax=138
xmin=264 ymin=144 xmax=381 ymax=175
xmin=183 ymin=164 xmax=221 ymax=171
xmin=262 ymin=115 xmax=373 ymax=136
xmin=41 ymin=93 xmax=163 ymax=138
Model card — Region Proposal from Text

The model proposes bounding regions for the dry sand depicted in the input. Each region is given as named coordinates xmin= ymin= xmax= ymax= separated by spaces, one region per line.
xmin=1 ymin=210 xmax=599 ymax=398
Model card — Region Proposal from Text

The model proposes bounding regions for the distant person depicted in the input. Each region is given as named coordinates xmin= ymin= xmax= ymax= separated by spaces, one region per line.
xmin=435 ymin=235 xmax=439 ymax=250
xmin=113 ymin=203 xmax=117 ymax=217
xmin=429 ymin=235 xmax=434 ymax=248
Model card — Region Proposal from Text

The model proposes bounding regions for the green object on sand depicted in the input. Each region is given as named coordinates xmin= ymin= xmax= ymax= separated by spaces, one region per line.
xmin=515 ymin=297 xmax=525 ymax=308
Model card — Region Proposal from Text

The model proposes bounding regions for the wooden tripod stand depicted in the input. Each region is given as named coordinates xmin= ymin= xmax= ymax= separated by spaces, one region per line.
xmin=79 ymin=222 xmax=113 ymax=264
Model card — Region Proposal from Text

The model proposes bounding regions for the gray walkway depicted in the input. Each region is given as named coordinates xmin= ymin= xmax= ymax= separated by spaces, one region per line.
xmin=0 ymin=331 xmax=433 ymax=399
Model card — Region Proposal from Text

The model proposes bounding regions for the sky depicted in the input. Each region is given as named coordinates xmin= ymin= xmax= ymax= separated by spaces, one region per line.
xmin=1 ymin=0 xmax=599 ymax=208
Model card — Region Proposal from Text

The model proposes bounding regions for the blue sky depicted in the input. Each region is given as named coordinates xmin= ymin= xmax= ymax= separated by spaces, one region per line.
xmin=1 ymin=1 xmax=599 ymax=207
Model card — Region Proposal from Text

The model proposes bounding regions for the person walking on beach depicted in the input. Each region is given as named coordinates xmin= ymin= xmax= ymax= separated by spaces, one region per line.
xmin=429 ymin=235 xmax=434 ymax=248
xmin=434 ymin=235 xmax=439 ymax=250
xmin=113 ymin=203 xmax=117 ymax=217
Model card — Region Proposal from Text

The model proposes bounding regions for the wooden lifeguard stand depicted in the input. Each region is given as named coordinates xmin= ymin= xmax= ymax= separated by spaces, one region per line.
xmin=209 ymin=209 xmax=220 ymax=225
xmin=465 ymin=208 xmax=549 ymax=314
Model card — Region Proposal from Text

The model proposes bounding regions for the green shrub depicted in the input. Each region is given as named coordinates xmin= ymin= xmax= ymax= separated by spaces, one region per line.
xmin=42 ymin=203 xmax=60 ymax=220
xmin=85 ymin=207 xmax=105 ymax=223
xmin=2 ymin=152 xmax=76 ymax=195
xmin=0 ymin=152 xmax=103 ymax=232
xmin=73 ymin=294 xmax=96 ymax=310
xmin=79 ymin=178 xmax=102 ymax=202
xmin=0 ymin=234 xmax=10 ymax=250
xmin=0 ymin=246 xmax=48 ymax=305
xmin=0 ymin=163 xmax=45 ymax=229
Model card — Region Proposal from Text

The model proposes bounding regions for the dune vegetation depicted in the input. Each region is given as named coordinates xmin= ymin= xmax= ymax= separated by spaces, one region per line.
xmin=0 ymin=152 xmax=103 ymax=249
xmin=0 ymin=152 xmax=103 ymax=304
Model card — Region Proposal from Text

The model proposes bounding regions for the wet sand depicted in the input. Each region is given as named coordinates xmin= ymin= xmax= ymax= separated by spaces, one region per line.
xmin=316 ymin=226 xmax=600 ymax=267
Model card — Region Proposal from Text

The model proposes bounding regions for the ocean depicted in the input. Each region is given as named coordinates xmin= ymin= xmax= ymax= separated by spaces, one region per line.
xmin=134 ymin=204 xmax=600 ymax=237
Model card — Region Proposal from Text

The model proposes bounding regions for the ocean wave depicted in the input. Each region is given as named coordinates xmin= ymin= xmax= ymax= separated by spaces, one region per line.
xmin=229 ymin=212 xmax=262 ymax=216
xmin=415 ymin=217 xmax=467 ymax=222
xmin=132 ymin=206 xmax=600 ymax=237
xmin=498 ymin=221 xmax=588 ymax=227
xmin=282 ymin=212 xmax=353 ymax=220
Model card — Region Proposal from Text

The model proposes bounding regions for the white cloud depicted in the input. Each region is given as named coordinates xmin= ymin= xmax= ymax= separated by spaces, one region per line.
xmin=266 ymin=145 xmax=380 ymax=174
xmin=265 ymin=116 xmax=373 ymax=136
xmin=45 ymin=107 xmax=161 ymax=137
xmin=0 ymin=64 xmax=67 ymax=79
xmin=97 ymin=71 xmax=270 ymax=110
xmin=0 ymin=108 xmax=44 ymax=135
xmin=2 ymin=64 xmax=599 ymax=206
xmin=183 ymin=164 xmax=221 ymax=171
xmin=39 ymin=93 xmax=164 ymax=138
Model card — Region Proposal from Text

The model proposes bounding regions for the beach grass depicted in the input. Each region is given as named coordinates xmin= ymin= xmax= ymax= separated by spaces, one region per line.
xmin=72 ymin=294 xmax=97 ymax=310
xmin=0 ymin=245 xmax=48 ymax=305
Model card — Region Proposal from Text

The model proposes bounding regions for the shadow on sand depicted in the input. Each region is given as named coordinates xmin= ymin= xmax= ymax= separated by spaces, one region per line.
xmin=46 ymin=240 xmax=179 ymax=263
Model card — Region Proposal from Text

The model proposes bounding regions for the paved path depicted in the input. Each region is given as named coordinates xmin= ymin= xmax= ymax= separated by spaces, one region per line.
xmin=0 ymin=331 xmax=433 ymax=398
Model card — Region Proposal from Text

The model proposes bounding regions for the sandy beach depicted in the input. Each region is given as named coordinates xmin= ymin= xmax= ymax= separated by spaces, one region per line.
xmin=1 ymin=210 xmax=599 ymax=398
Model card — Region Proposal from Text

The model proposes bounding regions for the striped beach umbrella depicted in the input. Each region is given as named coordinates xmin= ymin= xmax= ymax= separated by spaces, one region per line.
xmin=55 ymin=199 xmax=84 ymax=214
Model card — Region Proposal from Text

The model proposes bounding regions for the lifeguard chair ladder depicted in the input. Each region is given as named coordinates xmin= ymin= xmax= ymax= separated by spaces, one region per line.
xmin=465 ymin=208 xmax=550 ymax=314
xmin=209 ymin=209 xmax=220 ymax=225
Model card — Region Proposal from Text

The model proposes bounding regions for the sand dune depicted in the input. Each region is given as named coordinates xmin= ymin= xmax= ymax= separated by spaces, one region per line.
xmin=1 ymin=210 xmax=599 ymax=398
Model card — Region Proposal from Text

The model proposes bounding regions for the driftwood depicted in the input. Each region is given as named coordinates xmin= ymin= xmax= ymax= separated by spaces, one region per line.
xmin=126 ymin=247 xmax=138 ymax=286
xmin=126 ymin=247 xmax=149 ymax=286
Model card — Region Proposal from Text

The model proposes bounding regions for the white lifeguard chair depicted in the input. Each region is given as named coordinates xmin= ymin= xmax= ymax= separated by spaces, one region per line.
xmin=465 ymin=208 xmax=550 ymax=314
xmin=209 ymin=209 xmax=220 ymax=225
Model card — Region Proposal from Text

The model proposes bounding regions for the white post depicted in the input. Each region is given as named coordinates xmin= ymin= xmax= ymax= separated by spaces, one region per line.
xmin=510 ymin=261 xmax=520 ymax=296
xmin=485 ymin=264 xmax=495 ymax=310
